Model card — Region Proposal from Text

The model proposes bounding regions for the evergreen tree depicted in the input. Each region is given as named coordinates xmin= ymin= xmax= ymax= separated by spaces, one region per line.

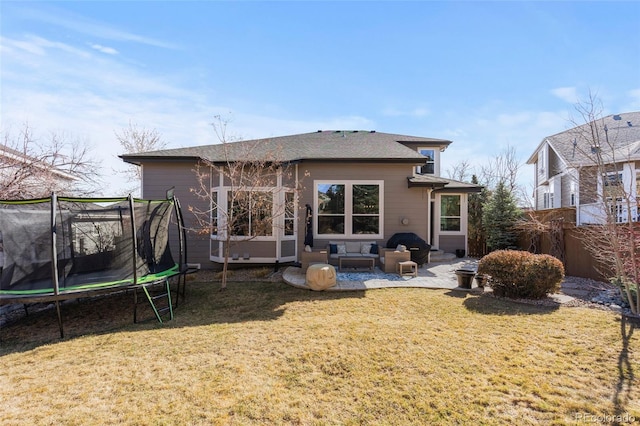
xmin=483 ymin=180 xmax=521 ymax=251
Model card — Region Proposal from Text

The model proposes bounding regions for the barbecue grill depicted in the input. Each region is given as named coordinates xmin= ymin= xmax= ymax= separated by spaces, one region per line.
xmin=386 ymin=233 xmax=431 ymax=266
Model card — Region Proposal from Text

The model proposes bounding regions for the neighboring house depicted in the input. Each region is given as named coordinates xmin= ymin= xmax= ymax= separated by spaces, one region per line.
xmin=120 ymin=130 xmax=481 ymax=269
xmin=527 ymin=112 xmax=640 ymax=225
xmin=0 ymin=143 xmax=77 ymax=199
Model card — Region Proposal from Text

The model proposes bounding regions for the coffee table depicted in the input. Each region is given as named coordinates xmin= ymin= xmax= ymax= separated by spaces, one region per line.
xmin=338 ymin=256 xmax=376 ymax=272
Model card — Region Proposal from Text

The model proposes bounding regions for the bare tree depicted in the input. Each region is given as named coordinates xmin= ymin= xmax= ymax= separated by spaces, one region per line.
xmin=478 ymin=145 xmax=522 ymax=192
xmin=115 ymin=121 xmax=167 ymax=194
xmin=566 ymin=93 xmax=640 ymax=314
xmin=189 ymin=116 xmax=299 ymax=290
xmin=0 ymin=123 xmax=100 ymax=199
xmin=446 ymin=159 xmax=472 ymax=182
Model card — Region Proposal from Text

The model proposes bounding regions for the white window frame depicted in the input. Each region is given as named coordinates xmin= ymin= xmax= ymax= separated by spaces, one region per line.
xmin=543 ymin=192 xmax=554 ymax=209
xmin=440 ymin=194 xmax=461 ymax=232
xmin=212 ymin=187 xmax=294 ymax=241
xmin=415 ymin=148 xmax=437 ymax=176
xmin=314 ymin=180 xmax=384 ymax=239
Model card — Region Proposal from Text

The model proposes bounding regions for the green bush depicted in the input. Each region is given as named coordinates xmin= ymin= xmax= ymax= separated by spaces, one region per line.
xmin=478 ymin=250 xmax=564 ymax=299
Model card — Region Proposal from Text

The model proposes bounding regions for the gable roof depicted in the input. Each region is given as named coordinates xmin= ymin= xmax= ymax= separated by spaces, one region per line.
xmin=526 ymin=111 xmax=640 ymax=167
xmin=120 ymin=130 xmax=452 ymax=165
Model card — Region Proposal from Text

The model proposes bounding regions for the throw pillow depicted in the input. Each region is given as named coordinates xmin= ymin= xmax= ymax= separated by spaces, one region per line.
xmin=370 ymin=243 xmax=379 ymax=254
xmin=360 ymin=244 xmax=372 ymax=254
xmin=329 ymin=244 xmax=337 ymax=254
xmin=337 ymin=244 xmax=347 ymax=255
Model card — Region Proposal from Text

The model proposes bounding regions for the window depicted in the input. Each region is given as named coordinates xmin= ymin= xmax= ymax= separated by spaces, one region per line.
xmin=604 ymin=172 xmax=622 ymax=187
xmin=543 ymin=192 xmax=554 ymax=209
xmin=316 ymin=181 xmax=382 ymax=237
xmin=440 ymin=195 xmax=461 ymax=231
xmin=211 ymin=191 xmax=218 ymax=235
xmin=284 ymin=192 xmax=295 ymax=236
xmin=352 ymin=184 xmax=380 ymax=234
xmin=416 ymin=149 xmax=435 ymax=175
xmin=603 ymin=172 xmax=624 ymax=200
xmin=570 ymin=182 xmax=576 ymax=207
xmin=228 ymin=191 xmax=272 ymax=237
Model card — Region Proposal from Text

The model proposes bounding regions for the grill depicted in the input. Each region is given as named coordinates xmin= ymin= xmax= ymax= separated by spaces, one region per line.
xmin=386 ymin=232 xmax=431 ymax=266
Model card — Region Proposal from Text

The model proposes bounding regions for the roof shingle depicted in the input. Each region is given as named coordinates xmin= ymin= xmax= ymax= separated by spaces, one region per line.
xmin=527 ymin=111 xmax=640 ymax=166
xmin=120 ymin=130 xmax=451 ymax=164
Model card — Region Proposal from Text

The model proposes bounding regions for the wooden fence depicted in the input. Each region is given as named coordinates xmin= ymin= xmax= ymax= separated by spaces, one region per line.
xmin=517 ymin=208 xmax=614 ymax=282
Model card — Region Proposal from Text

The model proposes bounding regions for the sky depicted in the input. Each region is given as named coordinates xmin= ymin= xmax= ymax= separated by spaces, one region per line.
xmin=1 ymin=1 xmax=639 ymax=197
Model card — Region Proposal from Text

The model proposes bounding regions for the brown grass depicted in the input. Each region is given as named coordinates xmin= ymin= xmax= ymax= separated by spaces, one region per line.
xmin=1 ymin=278 xmax=639 ymax=425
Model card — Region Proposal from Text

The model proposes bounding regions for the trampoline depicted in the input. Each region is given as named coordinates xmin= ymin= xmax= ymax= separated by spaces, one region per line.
xmin=0 ymin=192 xmax=191 ymax=337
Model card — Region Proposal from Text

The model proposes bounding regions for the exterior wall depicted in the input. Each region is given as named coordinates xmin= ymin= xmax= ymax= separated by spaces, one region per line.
xmin=297 ymin=162 xmax=430 ymax=251
xmin=579 ymin=166 xmax=598 ymax=205
xmin=548 ymin=148 xmax=563 ymax=178
xmin=534 ymin=185 xmax=545 ymax=211
xmin=140 ymin=159 xmax=471 ymax=267
xmin=141 ymin=161 xmax=211 ymax=269
xmin=438 ymin=235 xmax=466 ymax=254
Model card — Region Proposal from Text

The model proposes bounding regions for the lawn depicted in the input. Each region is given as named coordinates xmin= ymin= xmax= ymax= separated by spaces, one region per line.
xmin=1 ymin=277 xmax=639 ymax=425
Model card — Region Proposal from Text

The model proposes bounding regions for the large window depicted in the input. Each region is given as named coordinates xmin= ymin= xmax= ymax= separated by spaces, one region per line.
xmin=440 ymin=195 xmax=461 ymax=231
xmin=316 ymin=181 xmax=382 ymax=237
xmin=228 ymin=191 xmax=272 ymax=237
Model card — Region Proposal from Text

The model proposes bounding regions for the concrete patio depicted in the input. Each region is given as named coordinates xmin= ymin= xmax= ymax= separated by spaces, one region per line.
xmin=282 ymin=258 xmax=588 ymax=306
xmin=283 ymin=258 xmax=481 ymax=292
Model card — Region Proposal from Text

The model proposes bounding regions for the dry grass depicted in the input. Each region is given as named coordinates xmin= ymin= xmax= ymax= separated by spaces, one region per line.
xmin=1 ymin=277 xmax=639 ymax=425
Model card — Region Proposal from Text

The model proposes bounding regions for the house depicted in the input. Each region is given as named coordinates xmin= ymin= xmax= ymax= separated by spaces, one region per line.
xmin=0 ymin=143 xmax=77 ymax=199
xmin=526 ymin=111 xmax=640 ymax=225
xmin=120 ymin=130 xmax=482 ymax=269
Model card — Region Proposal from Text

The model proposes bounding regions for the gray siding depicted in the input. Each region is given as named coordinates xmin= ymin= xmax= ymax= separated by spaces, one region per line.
xmin=140 ymin=160 xmax=431 ymax=267
xmin=141 ymin=161 xmax=211 ymax=268
xmin=534 ymin=185 xmax=546 ymax=210
xmin=549 ymin=148 xmax=563 ymax=178
xmin=439 ymin=235 xmax=465 ymax=254
xmin=561 ymin=174 xmax=573 ymax=207
xmin=579 ymin=166 xmax=598 ymax=204
xmin=297 ymin=162 xmax=428 ymax=251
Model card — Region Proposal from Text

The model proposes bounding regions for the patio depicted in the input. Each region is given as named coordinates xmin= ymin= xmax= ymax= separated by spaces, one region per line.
xmin=283 ymin=258 xmax=480 ymax=291
xmin=282 ymin=258 xmax=612 ymax=309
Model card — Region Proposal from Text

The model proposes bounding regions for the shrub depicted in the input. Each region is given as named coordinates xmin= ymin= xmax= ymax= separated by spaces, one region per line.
xmin=478 ymin=250 xmax=564 ymax=299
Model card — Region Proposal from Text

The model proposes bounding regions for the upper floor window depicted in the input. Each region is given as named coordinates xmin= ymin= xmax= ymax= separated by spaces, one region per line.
xmin=416 ymin=148 xmax=435 ymax=175
xmin=543 ymin=192 xmax=554 ymax=209
xmin=316 ymin=181 xmax=382 ymax=238
xmin=603 ymin=172 xmax=624 ymax=200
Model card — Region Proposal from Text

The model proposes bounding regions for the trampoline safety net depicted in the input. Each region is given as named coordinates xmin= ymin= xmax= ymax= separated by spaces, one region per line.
xmin=0 ymin=195 xmax=179 ymax=299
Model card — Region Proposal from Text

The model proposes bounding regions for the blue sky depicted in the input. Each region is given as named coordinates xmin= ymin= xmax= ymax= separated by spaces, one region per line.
xmin=2 ymin=1 xmax=639 ymax=196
